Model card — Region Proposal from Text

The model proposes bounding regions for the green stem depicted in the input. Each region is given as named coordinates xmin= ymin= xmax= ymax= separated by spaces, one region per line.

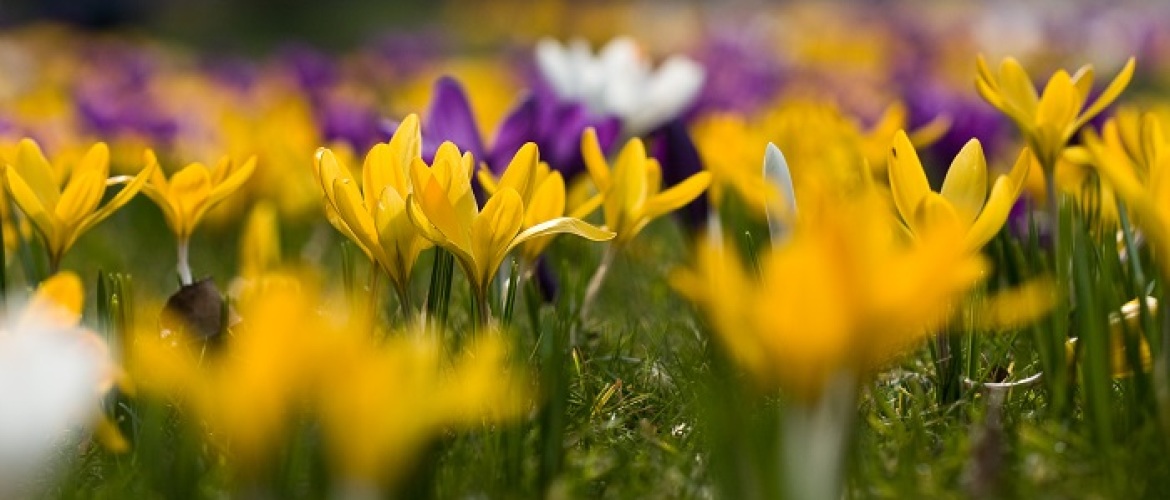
xmin=366 ymin=264 xmax=381 ymax=326
xmin=580 ymin=243 xmax=617 ymax=321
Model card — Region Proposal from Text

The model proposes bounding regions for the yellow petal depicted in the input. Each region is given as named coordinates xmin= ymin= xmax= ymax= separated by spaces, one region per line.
xmin=74 ymin=142 xmax=111 ymax=179
xmin=12 ymin=138 xmax=62 ymax=209
xmin=197 ymin=156 xmax=256 ymax=223
xmin=1076 ymin=57 xmax=1136 ymax=131
xmin=526 ymin=171 xmax=566 ymax=228
xmin=999 ymin=58 xmax=1039 ymax=118
xmin=417 ymin=169 xmax=473 ymax=254
xmin=581 ymin=128 xmax=611 ymax=190
xmin=496 ymin=142 xmax=539 ymax=203
xmin=887 ymin=130 xmax=932 ymax=227
xmin=962 ymin=176 xmax=1016 ymax=252
xmin=470 ymin=188 xmax=524 ymax=289
xmin=605 ymin=139 xmax=649 ymax=233
xmin=5 ymin=165 xmax=59 ymax=250
xmin=939 ymin=139 xmax=988 ymax=227
xmin=69 ymin=161 xmax=156 ymax=251
xmin=642 ymin=171 xmax=712 ymax=223
xmin=169 ymin=164 xmax=212 ymax=236
xmin=1036 ymin=70 xmax=1080 ymax=133
xmin=1070 ymin=65 xmax=1095 ymax=104
xmin=507 ymin=216 xmax=615 ymax=257
xmin=239 ymin=202 xmax=281 ymax=278
xmin=912 ymin=192 xmax=961 ymax=235
xmin=384 ymin=113 xmax=421 ymax=194
xmin=23 ymin=271 xmax=83 ymax=328
xmin=333 ymin=178 xmax=386 ymax=266
xmin=54 ymin=168 xmax=105 ymax=227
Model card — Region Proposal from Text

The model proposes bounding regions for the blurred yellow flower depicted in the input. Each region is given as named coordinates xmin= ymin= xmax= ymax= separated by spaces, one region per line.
xmin=1084 ymin=111 xmax=1170 ymax=280
xmin=408 ymin=141 xmax=613 ymax=321
xmin=314 ymin=114 xmax=433 ymax=309
xmin=1066 ymin=297 xmax=1156 ymax=378
xmin=976 ymin=55 xmax=1135 ymax=169
xmin=581 ymin=128 xmax=710 ymax=245
xmin=316 ymin=330 xmax=528 ymax=487
xmin=673 ymin=190 xmax=986 ymax=402
xmin=2 ymin=139 xmax=155 ymax=271
xmin=888 ymin=130 xmax=1031 ymax=252
xmin=131 ymin=277 xmax=326 ymax=470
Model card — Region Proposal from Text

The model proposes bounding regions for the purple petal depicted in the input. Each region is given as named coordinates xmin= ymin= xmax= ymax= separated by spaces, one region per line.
xmin=487 ymin=95 xmax=538 ymax=173
xmin=650 ymin=119 xmax=706 ymax=230
xmin=423 ymin=76 xmax=486 ymax=161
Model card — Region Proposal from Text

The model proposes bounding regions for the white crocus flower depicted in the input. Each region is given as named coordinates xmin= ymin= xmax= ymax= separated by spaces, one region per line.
xmin=0 ymin=273 xmax=115 ymax=495
xmin=535 ymin=37 xmax=706 ymax=137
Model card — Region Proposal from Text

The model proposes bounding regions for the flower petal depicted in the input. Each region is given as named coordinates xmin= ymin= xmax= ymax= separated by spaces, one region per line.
xmin=642 ymin=171 xmax=712 ymax=223
xmin=887 ymin=130 xmax=932 ymax=227
xmin=70 ymin=161 xmax=156 ymax=251
xmin=1076 ymin=57 xmax=1136 ymax=131
xmin=963 ymin=175 xmax=1020 ymax=253
xmin=939 ymin=139 xmax=988 ymax=227
xmin=471 ymin=188 xmax=524 ymax=289
xmin=507 ymin=216 xmax=615 ymax=257
xmin=5 ymin=165 xmax=59 ymax=250
xmin=54 ymin=168 xmax=105 ymax=228
xmin=581 ymin=127 xmax=611 ymax=190
xmin=12 ymin=138 xmax=63 ymax=209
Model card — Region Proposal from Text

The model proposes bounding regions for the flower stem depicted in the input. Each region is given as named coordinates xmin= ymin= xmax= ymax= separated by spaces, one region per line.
xmin=579 ymin=244 xmax=617 ymax=321
xmin=366 ymin=265 xmax=381 ymax=327
xmin=176 ymin=238 xmax=193 ymax=285
xmin=1045 ymin=170 xmax=1060 ymax=257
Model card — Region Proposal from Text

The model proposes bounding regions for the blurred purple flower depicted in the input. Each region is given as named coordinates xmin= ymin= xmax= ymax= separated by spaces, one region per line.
xmin=390 ymin=76 xmax=621 ymax=181
xmin=691 ymin=33 xmax=786 ymax=115
xmin=72 ymin=47 xmax=177 ymax=142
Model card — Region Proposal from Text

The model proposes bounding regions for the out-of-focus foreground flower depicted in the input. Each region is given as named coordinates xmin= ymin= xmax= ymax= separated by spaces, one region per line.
xmin=673 ymin=189 xmax=987 ymax=403
xmin=0 ymin=272 xmax=124 ymax=493
xmin=131 ymin=272 xmax=530 ymax=490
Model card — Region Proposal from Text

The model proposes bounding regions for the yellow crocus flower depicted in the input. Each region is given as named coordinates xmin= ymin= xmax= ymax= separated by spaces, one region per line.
xmin=1085 ymin=111 xmax=1170 ymax=281
xmin=478 ymin=151 xmax=601 ymax=263
xmin=673 ymin=190 xmax=987 ymax=403
xmin=140 ymin=150 xmax=255 ymax=284
xmin=316 ymin=330 xmax=527 ymax=489
xmin=581 ymin=128 xmax=712 ymax=246
xmin=975 ymin=55 xmax=1135 ymax=169
xmin=406 ymin=141 xmax=613 ymax=322
xmin=887 ymin=130 xmax=1031 ymax=252
xmin=131 ymin=276 xmax=326 ymax=471
xmin=2 ymin=138 xmax=155 ymax=272
xmin=314 ymin=114 xmax=433 ymax=309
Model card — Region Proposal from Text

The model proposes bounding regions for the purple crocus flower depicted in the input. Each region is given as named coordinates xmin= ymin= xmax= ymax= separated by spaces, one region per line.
xmin=902 ymin=82 xmax=1009 ymax=167
xmin=397 ymin=76 xmax=621 ymax=182
xmin=316 ymin=90 xmax=385 ymax=152
xmin=649 ymin=119 xmax=707 ymax=231
xmin=690 ymin=31 xmax=786 ymax=116
xmin=72 ymin=46 xmax=178 ymax=142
